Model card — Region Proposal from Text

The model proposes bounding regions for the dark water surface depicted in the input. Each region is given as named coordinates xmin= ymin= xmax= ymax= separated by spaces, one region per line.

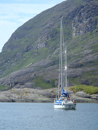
xmin=0 ymin=103 xmax=98 ymax=130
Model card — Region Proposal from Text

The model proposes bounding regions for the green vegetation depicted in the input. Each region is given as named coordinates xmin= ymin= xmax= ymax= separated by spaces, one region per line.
xmin=0 ymin=0 xmax=98 ymax=89
xmin=0 ymin=84 xmax=8 ymax=91
xmin=67 ymin=30 xmax=98 ymax=86
xmin=33 ymin=77 xmax=55 ymax=89
xmin=69 ymin=85 xmax=98 ymax=94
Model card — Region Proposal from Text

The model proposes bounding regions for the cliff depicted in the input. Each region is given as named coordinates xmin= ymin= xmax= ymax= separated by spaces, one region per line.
xmin=0 ymin=0 xmax=98 ymax=91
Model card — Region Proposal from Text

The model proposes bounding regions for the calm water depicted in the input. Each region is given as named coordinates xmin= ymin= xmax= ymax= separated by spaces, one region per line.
xmin=0 ymin=103 xmax=98 ymax=130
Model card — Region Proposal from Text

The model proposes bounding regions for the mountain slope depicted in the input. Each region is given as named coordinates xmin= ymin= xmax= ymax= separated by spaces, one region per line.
xmin=0 ymin=0 xmax=98 ymax=89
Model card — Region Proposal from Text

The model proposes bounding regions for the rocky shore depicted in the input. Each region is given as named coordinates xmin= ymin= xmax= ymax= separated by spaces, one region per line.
xmin=0 ymin=88 xmax=98 ymax=103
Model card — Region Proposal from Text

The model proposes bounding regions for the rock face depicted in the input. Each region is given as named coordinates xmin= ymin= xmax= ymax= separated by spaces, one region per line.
xmin=75 ymin=91 xmax=98 ymax=102
xmin=0 ymin=59 xmax=55 ymax=88
xmin=0 ymin=88 xmax=55 ymax=102
xmin=0 ymin=88 xmax=98 ymax=103
xmin=0 ymin=0 xmax=98 ymax=89
xmin=76 ymin=91 xmax=91 ymax=98
xmin=72 ymin=2 xmax=98 ymax=37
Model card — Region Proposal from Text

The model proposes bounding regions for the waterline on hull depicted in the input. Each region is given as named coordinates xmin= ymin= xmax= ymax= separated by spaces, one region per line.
xmin=54 ymin=103 xmax=76 ymax=110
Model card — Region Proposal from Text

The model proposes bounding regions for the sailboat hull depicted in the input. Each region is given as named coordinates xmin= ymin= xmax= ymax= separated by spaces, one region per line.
xmin=54 ymin=104 xmax=66 ymax=109
xmin=54 ymin=101 xmax=76 ymax=110
xmin=54 ymin=104 xmax=76 ymax=110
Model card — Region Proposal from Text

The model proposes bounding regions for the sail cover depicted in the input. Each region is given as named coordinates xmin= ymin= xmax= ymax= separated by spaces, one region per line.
xmin=61 ymin=88 xmax=68 ymax=96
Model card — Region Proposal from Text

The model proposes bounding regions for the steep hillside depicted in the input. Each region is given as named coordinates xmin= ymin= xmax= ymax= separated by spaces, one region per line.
xmin=0 ymin=0 xmax=98 ymax=90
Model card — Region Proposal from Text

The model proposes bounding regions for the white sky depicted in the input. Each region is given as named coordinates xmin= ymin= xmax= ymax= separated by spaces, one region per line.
xmin=0 ymin=0 xmax=65 ymax=52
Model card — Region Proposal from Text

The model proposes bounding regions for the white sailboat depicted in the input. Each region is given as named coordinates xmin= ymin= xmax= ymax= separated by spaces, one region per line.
xmin=54 ymin=18 xmax=76 ymax=110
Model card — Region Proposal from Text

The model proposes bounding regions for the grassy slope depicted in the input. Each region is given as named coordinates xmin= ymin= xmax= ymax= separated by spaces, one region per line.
xmin=0 ymin=84 xmax=8 ymax=91
xmin=0 ymin=0 xmax=87 ymax=78
xmin=67 ymin=30 xmax=98 ymax=86
xmin=33 ymin=77 xmax=55 ymax=89
xmin=0 ymin=0 xmax=98 ymax=89
xmin=69 ymin=85 xmax=98 ymax=94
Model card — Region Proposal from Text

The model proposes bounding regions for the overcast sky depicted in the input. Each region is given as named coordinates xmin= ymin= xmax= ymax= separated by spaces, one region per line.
xmin=0 ymin=0 xmax=65 ymax=52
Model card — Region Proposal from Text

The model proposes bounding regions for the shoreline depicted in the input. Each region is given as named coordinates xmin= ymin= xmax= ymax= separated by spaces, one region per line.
xmin=0 ymin=88 xmax=98 ymax=103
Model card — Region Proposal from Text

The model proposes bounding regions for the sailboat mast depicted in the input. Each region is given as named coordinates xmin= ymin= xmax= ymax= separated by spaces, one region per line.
xmin=65 ymin=48 xmax=67 ymax=92
xmin=58 ymin=52 xmax=60 ymax=99
xmin=60 ymin=18 xmax=63 ymax=90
